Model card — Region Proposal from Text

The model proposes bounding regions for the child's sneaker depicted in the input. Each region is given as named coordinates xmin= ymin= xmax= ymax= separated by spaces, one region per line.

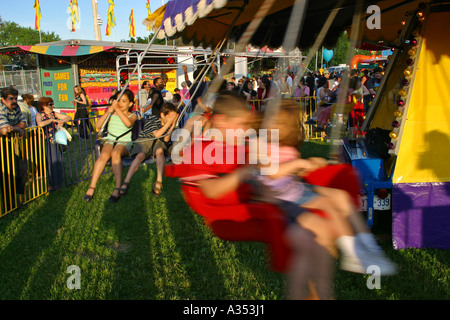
xmin=339 ymin=234 xmax=397 ymax=276
xmin=356 ymin=233 xmax=398 ymax=276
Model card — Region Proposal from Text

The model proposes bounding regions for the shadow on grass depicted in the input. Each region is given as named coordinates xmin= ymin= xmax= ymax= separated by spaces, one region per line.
xmin=0 ymin=188 xmax=75 ymax=299
xmin=100 ymin=166 xmax=157 ymax=299
xmin=163 ymin=175 xmax=230 ymax=299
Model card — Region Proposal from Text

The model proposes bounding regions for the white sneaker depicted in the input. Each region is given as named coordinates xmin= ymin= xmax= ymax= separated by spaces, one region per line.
xmin=356 ymin=233 xmax=398 ymax=276
xmin=340 ymin=235 xmax=398 ymax=276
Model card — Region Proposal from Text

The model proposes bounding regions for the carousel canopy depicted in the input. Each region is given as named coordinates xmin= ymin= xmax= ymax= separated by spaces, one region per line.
xmin=144 ymin=0 xmax=433 ymax=50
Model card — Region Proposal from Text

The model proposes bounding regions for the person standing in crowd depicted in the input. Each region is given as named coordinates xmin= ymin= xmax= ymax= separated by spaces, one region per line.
xmin=257 ymin=75 xmax=277 ymax=111
xmin=306 ymin=72 xmax=316 ymax=97
xmin=0 ymin=87 xmax=26 ymax=137
xmin=36 ymin=97 xmax=71 ymax=191
xmin=72 ymin=85 xmax=90 ymax=139
xmin=18 ymin=95 xmax=32 ymax=127
xmin=22 ymin=94 xmax=37 ymax=127
xmin=136 ymin=80 xmax=152 ymax=112
xmin=294 ymin=78 xmax=310 ymax=98
xmin=144 ymin=77 xmax=165 ymax=117
xmin=361 ymin=69 xmax=370 ymax=86
xmin=179 ymin=81 xmax=190 ymax=102
xmin=0 ymin=86 xmax=28 ymax=211
xmin=278 ymin=76 xmax=292 ymax=98
xmin=365 ymin=67 xmax=383 ymax=112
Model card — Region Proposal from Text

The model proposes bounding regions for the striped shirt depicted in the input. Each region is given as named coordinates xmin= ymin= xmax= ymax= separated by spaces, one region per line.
xmin=0 ymin=101 xmax=26 ymax=129
xmin=138 ymin=115 xmax=162 ymax=139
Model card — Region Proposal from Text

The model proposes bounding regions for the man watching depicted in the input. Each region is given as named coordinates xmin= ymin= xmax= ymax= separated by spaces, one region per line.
xmin=0 ymin=87 xmax=26 ymax=136
xmin=144 ymin=77 xmax=166 ymax=116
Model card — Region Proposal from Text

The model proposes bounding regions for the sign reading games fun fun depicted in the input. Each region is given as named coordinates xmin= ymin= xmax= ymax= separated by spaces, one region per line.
xmin=40 ymin=66 xmax=75 ymax=110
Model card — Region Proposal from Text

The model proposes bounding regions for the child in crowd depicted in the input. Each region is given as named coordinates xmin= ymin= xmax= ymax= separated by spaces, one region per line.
xmin=83 ymin=89 xmax=137 ymax=203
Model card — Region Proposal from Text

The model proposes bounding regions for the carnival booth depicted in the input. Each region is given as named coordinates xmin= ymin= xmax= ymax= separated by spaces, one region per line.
xmin=356 ymin=0 xmax=450 ymax=249
xmin=4 ymin=41 xmax=179 ymax=117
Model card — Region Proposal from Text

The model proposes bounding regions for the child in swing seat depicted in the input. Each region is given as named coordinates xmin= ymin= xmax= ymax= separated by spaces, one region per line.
xmin=83 ymin=89 xmax=137 ymax=203
xmin=174 ymin=92 xmax=374 ymax=300
xmin=255 ymin=100 xmax=397 ymax=285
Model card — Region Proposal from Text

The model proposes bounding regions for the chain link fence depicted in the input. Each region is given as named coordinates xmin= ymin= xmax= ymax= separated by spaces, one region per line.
xmin=0 ymin=70 xmax=41 ymax=97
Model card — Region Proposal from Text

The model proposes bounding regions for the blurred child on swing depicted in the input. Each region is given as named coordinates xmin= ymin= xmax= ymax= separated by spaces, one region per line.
xmin=255 ymin=99 xmax=397 ymax=294
xmin=177 ymin=93 xmax=396 ymax=299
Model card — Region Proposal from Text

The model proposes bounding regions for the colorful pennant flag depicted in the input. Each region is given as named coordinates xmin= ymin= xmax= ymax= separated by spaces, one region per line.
xmin=68 ymin=0 xmax=80 ymax=32
xmin=129 ymin=9 xmax=136 ymax=38
xmin=105 ymin=0 xmax=116 ymax=37
xmin=34 ymin=0 xmax=42 ymax=31
xmin=146 ymin=0 xmax=152 ymax=32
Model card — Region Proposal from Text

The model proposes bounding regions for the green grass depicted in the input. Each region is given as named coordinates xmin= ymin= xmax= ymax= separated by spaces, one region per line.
xmin=0 ymin=142 xmax=448 ymax=300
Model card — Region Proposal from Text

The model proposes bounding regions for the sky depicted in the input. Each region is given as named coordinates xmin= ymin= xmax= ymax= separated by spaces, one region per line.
xmin=0 ymin=0 xmax=169 ymax=43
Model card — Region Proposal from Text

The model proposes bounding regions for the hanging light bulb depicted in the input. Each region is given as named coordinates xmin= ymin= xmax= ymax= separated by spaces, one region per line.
xmin=392 ymin=120 xmax=400 ymax=128
xmin=399 ymin=89 xmax=408 ymax=96
xmin=404 ymin=69 xmax=412 ymax=77
xmin=394 ymin=111 xmax=403 ymax=118
xmin=388 ymin=143 xmax=395 ymax=150
xmin=397 ymin=99 xmax=405 ymax=107
xmin=408 ymin=48 xmax=417 ymax=57
xmin=417 ymin=11 xmax=425 ymax=21
xmin=401 ymin=79 xmax=410 ymax=86
xmin=389 ymin=131 xmax=399 ymax=139
xmin=406 ymin=58 xmax=414 ymax=66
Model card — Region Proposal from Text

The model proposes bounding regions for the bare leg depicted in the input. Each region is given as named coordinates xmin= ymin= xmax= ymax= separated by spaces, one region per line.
xmin=110 ymin=144 xmax=129 ymax=198
xmin=285 ymin=221 xmax=336 ymax=300
xmin=314 ymin=186 xmax=370 ymax=234
xmin=122 ymin=152 xmax=146 ymax=187
xmin=284 ymin=224 xmax=315 ymax=300
xmin=296 ymin=210 xmax=342 ymax=257
xmin=308 ymin=240 xmax=335 ymax=300
xmin=86 ymin=144 xmax=113 ymax=196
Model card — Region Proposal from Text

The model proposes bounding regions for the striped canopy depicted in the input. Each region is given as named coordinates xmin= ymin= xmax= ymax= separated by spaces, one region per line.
xmin=144 ymin=0 xmax=427 ymax=49
xmin=17 ymin=45 xmax=115 ymax=57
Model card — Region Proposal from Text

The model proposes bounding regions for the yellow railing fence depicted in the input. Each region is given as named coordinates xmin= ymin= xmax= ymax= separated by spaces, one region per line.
xmin=0 ymin=127 xmax=47 ymax=217
xmin=249 ymin=97 xmax=322 ymax=141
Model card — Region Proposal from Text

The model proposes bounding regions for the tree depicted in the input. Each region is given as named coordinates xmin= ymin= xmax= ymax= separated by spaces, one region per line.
xmin=121 ymin=35 xmax=166 ymax=45
xmin=0 ymin=17 xmax=61 ymax=69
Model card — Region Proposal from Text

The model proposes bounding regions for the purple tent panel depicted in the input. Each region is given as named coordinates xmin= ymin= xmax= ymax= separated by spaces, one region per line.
xmin=392 ymin=182 xmax=450 ymax=249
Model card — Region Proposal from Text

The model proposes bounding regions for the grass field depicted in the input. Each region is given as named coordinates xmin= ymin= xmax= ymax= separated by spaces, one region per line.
xmin=0 ymin=141 xmax=448 ymax=300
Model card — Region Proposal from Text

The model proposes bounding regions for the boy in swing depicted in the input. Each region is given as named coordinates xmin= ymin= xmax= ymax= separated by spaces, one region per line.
xmin=170 ymin=92 xmax=396 ymax=299
xmin=119 ymin=102 xmax=178 ymax=197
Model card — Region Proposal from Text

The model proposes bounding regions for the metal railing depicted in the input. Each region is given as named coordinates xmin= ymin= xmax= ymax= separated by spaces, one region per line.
xmin=44 ymin=116 xmax=111 ymax=189
xmin=249 ymin=96 xmax=322 ymax=141
xmin=1 ymin=127 xmax=47 ymax=217
xmin=0 ymin=116 xmax=113 ymax=218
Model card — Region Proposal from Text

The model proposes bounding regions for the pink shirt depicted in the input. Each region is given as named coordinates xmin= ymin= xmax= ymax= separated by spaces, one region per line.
xmin=259 ymin=145 xmax=306 ymax=203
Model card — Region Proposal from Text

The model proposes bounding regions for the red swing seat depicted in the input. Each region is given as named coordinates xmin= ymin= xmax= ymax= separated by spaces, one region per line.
xmin=165 ymin=141 xmax=362 ymax=273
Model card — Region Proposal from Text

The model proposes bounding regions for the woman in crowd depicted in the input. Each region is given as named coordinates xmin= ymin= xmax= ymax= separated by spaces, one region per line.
xmin=36 ymin=97 xmax=71 ymax=190
xmin=72 ymin=85 xmax=91 ymax=139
